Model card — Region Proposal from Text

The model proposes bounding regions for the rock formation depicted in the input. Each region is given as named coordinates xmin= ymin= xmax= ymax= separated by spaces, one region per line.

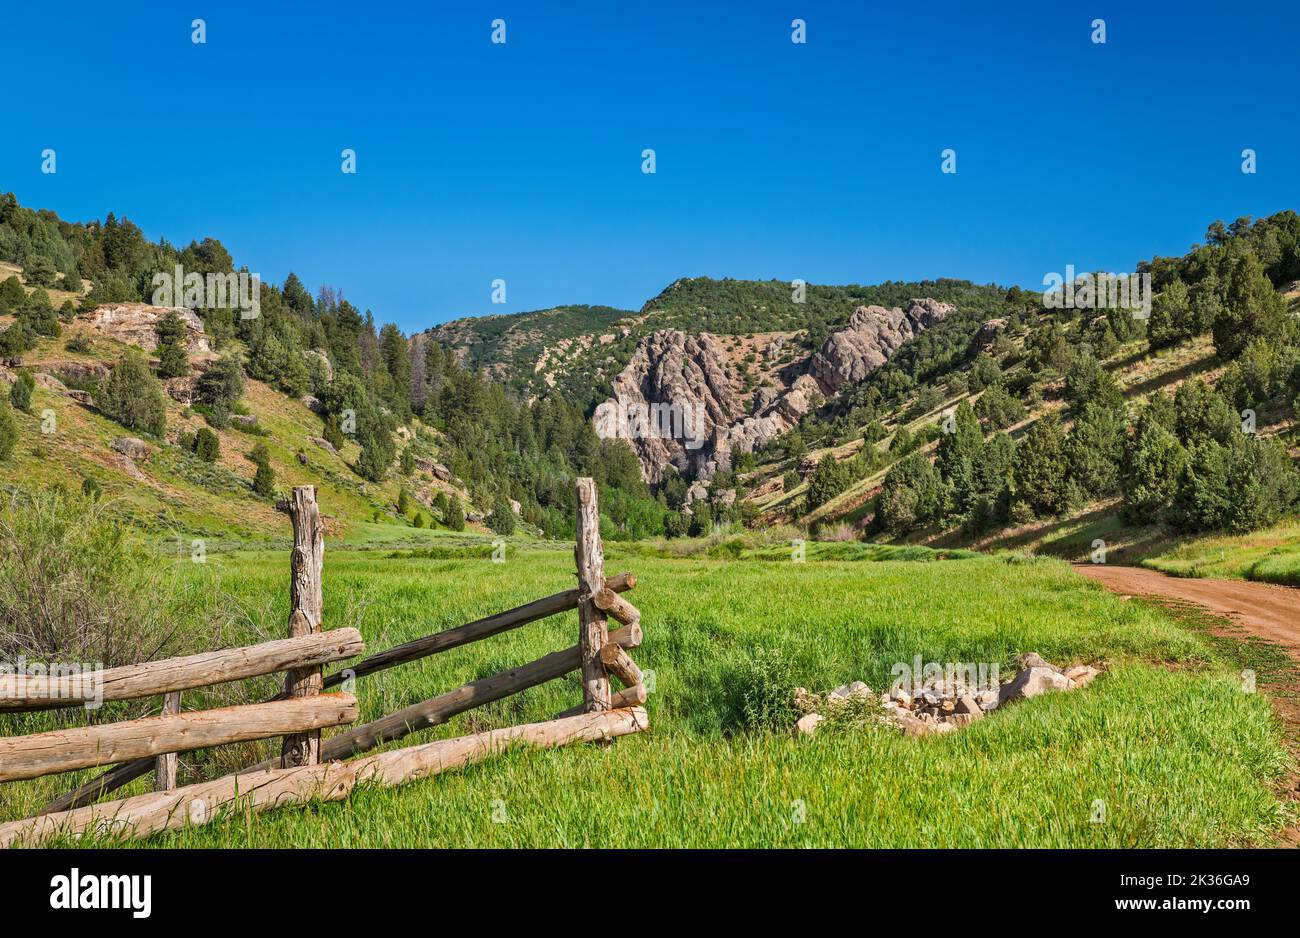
xmin=82 ymin=304 xmax=212 ymax=355
xmin=809 ymin=298 xmax=954 ymax=393
xmin=594 ymin=331 xmax=825 ymax=484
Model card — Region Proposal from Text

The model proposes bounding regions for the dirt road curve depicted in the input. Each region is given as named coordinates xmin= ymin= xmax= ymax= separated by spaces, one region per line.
xmin=1074 ymin=563 xmax=1300 ymax=658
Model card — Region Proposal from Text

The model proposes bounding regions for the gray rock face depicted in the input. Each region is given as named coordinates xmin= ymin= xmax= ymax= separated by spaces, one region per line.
xmin=83 ymin=304 xmax=211 ymax=355
xmin=594 ymin=331 xmax=823 ymax=484
xmin=809 ymin=298 xmax=954 ymax=392
xmin=111 ymin=436 xmax=151 ymax=460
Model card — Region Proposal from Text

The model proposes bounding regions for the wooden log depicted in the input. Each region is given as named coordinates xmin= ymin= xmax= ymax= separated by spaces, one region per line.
xmin=281 ymin=486 xmax=325 ymax=768
xmin=599 ymin=642 xmax=643 ymax=689
xmin=1 ymin=707 xmax=649 ymax=847
xmin=0 ymin=695 xmax=357 ymax=783
xmin=574 ymin=478 xmax=610 ymax=712
xmin=42 ymin=600 xmax=641 ymax=815
xmin=553 ymin=683 xmax=646 ymax=719
xmin=155 ymin=692 xmax=181 ymax=791
xmin=593 ymin=587 xmax=641 ymax=629
xmin=318 ymin=573 xmax=635 ymax=691
xmin=0 ymin=629 xmax=364 ymax=712
xmin=236 ymin=623 xmax=642 ymax=774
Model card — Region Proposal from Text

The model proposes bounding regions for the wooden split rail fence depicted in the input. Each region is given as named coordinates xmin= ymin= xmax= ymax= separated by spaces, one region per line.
xmin=0 ymin=479 xmax=648 ymax=847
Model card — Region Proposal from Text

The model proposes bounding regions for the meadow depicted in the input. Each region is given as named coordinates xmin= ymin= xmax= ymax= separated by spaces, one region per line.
xmin=2 ymin=543 xmax=1288 ymax=848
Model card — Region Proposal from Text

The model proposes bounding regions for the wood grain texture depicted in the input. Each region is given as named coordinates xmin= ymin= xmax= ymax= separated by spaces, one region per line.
xmin=0 ymin=694 xmax=358 ymax=782
xmin=574 ymin=478 xmax=611 ymax=712
xmin=235 ymin=623 xmax=642 ymax=774
xmin=281 ymin=486 xmax=325 ymax=768
xmin=0 ymin=629 xmax=363 ymax=711
xmin=155 ymin=692 xmax=181 ymax=791
xmin=1 ymin=707 xmax=649 ymax=847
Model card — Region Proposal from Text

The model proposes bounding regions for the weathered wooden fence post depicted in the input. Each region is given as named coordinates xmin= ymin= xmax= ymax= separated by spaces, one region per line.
xmin=281 ymin=486 xmax=325 ymax=767
xmin=154 ymin=691 xmax=180 ymax=790
xmin=574 ymin=478 xmax=611 ymax=712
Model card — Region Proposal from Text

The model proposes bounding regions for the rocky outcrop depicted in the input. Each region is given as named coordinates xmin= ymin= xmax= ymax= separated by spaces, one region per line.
xmin=809 ymin=299 xmax=954 ymax=392
xmin=594 ymin=331 xmax=824 ymax=484
xmin=593 ymin=331 xmax=742 ymax=483
xmin=82 ymin=304 xmax=212 ymax=355
xmin=111 ymin=436 xmax=151 ymax=460
xmin=969 ymin=318 xmax=1008 ymax=354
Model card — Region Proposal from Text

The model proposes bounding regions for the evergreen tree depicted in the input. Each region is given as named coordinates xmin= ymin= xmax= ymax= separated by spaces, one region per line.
xmin=1013 ymin=415 xmax=1069 ymax=517
xmin=248 ymin=442 xmax=275 ymax=497
xmin=445 ymin=496 xmax=466 ymax=531
xmin=97 ymin=352 xmax=166 ymax=436
xmin=9 ymin=371 xmax=34 ymax=413
xmin=1213 ymin=252 xmax=1287 ymax=359
xmin=0 ymin=395 xmax=16 ymax=461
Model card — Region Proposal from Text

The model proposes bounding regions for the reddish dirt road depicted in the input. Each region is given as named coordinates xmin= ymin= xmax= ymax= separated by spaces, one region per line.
xmin=1076 ymin=563 xmax=1300 ymax=845
xmin=1074 ymin=563 xmax=1300 ymax=659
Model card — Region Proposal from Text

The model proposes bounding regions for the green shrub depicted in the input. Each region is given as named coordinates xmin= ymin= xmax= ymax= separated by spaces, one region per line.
xmin=0 ymin=397 xmax=16 ymax=461
xmin=96 ymin=352 xmax=166 ymax=436
xmin=9 ymin=371 xmax=34 ymax=413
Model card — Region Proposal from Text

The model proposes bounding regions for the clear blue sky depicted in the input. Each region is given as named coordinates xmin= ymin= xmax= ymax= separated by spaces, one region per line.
xmin=3 ymin=0 xmax=1297 ymax=331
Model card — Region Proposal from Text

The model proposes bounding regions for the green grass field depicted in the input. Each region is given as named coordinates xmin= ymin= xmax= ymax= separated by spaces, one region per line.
xmin=2 ymin=544 xmax=1288 ymax=848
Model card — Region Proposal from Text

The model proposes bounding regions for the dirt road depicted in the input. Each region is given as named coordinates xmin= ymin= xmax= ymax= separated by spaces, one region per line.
xmin=1075 ymin=563 xmax=1300 ymax=658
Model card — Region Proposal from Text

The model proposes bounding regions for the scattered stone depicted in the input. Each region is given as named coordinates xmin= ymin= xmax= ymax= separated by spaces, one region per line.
xmin=795 ymin=713 xmax=824 ymax=737
xmin=1064 ymin=664 xmax=1101 ymax=688
xmin=111 ymin=436 xmax=150 ymax=461
xmin=230 ymin=413 xmax=259 ymax=430
xmin=1015 ymin=652 xmax=1061 ymax=673
xmin=311 ymin=436 xmax=337 ymax=455
xmin=999 ymin=666 xmax=1074 ymax=705
xmin=300 ymin=394 xmax=325 ymax=414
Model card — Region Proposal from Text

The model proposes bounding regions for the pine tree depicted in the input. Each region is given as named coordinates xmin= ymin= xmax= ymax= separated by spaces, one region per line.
xmin=0 ymin=396 xmax=17 ymax=461
xmin=97 ymin=352 xmax=166 ymax=436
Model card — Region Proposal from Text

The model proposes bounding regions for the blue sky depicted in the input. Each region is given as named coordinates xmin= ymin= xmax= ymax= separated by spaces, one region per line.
xmin=3 ymin=1 xmax=1297 ymax=331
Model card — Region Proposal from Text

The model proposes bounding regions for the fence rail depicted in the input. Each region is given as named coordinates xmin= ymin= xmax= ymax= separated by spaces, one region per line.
xmin=1 ymin=479 xmax=649 ymax=845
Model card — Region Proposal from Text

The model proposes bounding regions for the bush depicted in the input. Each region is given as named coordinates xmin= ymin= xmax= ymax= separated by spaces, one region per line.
xmin=22 ymin=255 xmax=57 ymax=287
xmin=0 ymin=396 xmax=16 ymax=461
xmin=248 ymin=442 xmax=275 ymax=497
xmin=195 ymin=355 xmax=245 ymax=411
xmin=0 ymin=489 xmax=192 ymax=664
xmin=1121 ymin=413 xmax=1187 ymax=524
xmin=805 ymin=454 xmax=851 ymax=511
xmin=488 ymin=496 xmax=516 ymax=535
xmin=725 ymin=645 xmax=800 ymax=734
xmin=81 ymin=476 xmax=102 ymax=500
xmin=9 ymin=370 xmax=34 ymax=413
xmin=0 ymin=275 xmax=24 ymax=313
xmin=191 ymin=426 xmax=220 ymax=463
xmin=1013 ymin=415 xmax=1069 ymax=517
xmin=445 ymin=497 xmax=466 ymax=531
xmin=97 ymin=352 xmax=167 ymax=436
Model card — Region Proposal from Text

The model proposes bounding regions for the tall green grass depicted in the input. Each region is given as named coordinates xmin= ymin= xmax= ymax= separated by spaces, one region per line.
xmin=2 ymin=549 xmax=1289 ymax=847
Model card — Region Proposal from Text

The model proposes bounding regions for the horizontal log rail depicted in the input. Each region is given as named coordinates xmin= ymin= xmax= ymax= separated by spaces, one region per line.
xmin=1 ymin=630 xmax=364 ymax=713
xmin=1 ymin=707 xmax=649 ymax=847
xmin=237 ymin=622 xmax=643 ymax=774
xmin=0 ymin=695 xmax=358 ymax=783
xmin=43 ymin=613 xmax=647 ymax=810
xmin=319 ymin=573 xmax=636 ymax=691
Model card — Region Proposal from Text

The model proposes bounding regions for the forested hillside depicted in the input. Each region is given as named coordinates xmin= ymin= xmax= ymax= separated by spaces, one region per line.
xmin=3 ymin=189 xmax=1297 ymax=557
xmin=749 ymin=211 xmax=1300 ymax=575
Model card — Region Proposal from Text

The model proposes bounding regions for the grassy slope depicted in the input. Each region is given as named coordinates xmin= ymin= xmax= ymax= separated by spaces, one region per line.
xmin=4 ymin=319 xmax=482 ymax=541
xmin=5 ymin=547 xmax=1286 ymax=847
xmin=752 ymin=320 xmax=1300 ymax=585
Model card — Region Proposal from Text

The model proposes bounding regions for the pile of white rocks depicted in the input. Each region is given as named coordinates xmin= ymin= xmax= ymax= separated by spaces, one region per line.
xmin=794 ymin=653 xmax=1102 ymax=738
